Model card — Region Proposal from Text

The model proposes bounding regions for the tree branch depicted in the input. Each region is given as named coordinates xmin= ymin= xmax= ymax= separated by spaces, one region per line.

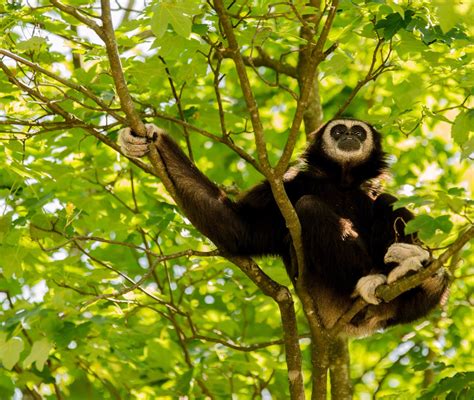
xmin=158 ymin=56 xmax=194 ymax=161
xmin=378 ymin=225 xmax=474 ymax=301
xmin=100 ymin=0 xmax=143 ymax=133
xmin=219 ymin=47 xmax=298 ymax=78
xmin=0 ymin=59 xmax=154 ymax=175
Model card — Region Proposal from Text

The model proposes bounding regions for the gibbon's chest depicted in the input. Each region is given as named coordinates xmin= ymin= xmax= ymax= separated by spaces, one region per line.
xmin=317 ymin=185 xmax=373 ymax=233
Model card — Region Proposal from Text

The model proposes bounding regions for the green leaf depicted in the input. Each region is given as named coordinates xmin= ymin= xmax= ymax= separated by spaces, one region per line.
xmin=452 ymin=110 xmax=474 ymax=145
xmin=0 ymin=213 xmax=12 ymax=242
xmin=175 ymin=368 xmax=194 ymax=395
xmin=152 ymin=1 xmax=200 ymax=39
xmin=420 ymin=371 xmax=474 ymax=399
xmin=393 ymin=196 xmax=432 ymax=209
xmin=375 ymin=10 xmax=414 ymax=40
xmin=438 ymin=192 xmax=465 ymax=213
xmin=0 ymin=334 xmax=24 ymax=370
xmin=435 ymin=1 xmax=458 ymax=33
xmin=0 ymin=245 xmax=25 ymax=278
xmin=461 ymin=137 xmax=474 ymax=159
xmin=23 ymin=339 xmax=53 ymax=372
xmin=0 ymin=373 xmax=15 ymax=398
xmin=16 ymin=36 xmax=47 ymax=52
xmin=434 ymin=215 xmax=453 ymax=234
xmin=405 ymin=214 xmax=453 ymax=239
xmin=405 ymin=215 xmax=437 ymax=236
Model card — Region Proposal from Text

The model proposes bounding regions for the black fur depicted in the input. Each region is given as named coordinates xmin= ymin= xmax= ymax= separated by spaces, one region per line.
xmin=145 ymin=120 xmax=448 ymax=336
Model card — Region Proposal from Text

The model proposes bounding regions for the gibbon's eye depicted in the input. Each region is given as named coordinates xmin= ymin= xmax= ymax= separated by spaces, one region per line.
xmin=330 ymin=124 xmax=348 ymax=139
xmin=350 ymin=125 xmax=367 ymax=140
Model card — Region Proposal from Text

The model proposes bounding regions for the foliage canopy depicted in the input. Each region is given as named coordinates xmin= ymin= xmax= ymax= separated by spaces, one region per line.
xmin=0 ymin=0 xmax=473 ymax=398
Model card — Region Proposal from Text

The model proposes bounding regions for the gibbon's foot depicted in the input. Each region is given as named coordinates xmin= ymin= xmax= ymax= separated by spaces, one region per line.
xmin=384 ymin=243 xmax=430 ymax=284
xmin=353 ymin=274 xmax=387 ymax=305
xmin=119 ymin=123 xmax=165 ymax=158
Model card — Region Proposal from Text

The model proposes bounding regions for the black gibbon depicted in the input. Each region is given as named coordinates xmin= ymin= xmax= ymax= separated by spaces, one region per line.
xmin=119 ymin=119 xmax=447 ymax=336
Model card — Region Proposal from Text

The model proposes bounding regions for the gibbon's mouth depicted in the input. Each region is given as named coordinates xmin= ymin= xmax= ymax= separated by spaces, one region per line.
xmin=337 ymin=137 xmax=362 ymax=152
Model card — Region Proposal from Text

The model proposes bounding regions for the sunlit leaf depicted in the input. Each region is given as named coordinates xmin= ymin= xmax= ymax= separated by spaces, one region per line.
xmin=0 ymin=335 xmax=24 ymax=371
xmin=23 ymin=339 xmax=53 ymax=372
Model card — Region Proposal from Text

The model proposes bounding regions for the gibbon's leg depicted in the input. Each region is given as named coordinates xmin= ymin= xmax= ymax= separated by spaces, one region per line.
xmin=386 ymin=271 xmax=449 ymax=325
xmin=360 ymin=193 xmax=448 ymax=320
xmin=294 ymin=195 xmax=372 ymax=294
xmin=354 ymin=193 xmax=419 ymax=304
xmin=119 ymin=124 xmax=285 ymax=256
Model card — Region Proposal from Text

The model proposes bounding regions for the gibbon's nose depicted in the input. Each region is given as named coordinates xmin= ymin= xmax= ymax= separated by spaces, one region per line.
xmin=338 ymin=136 xmax=361 ymax=151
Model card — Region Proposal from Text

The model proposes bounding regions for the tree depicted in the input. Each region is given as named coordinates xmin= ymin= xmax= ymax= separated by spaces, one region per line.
xmin=0 ymin=0 xmax=472 ymax=398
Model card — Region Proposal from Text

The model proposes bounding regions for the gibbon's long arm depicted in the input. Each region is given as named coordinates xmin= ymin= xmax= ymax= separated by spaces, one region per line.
xmin=119 ymin=125 xmax=286 ymax=256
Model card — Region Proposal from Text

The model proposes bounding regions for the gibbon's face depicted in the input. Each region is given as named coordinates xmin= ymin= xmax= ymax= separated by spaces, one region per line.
xmin=321 ymin=119 xmax=374 ymax=165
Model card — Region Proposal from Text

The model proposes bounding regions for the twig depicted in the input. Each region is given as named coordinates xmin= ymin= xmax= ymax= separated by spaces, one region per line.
xmin=149 ymin=111 xmax=263 ymax=173
xmin=50 ymin=0 xmax=103 ymax=36
xmin=334 ymin=38 xmax=393 ymax=118
xmin=72 ymin=239 xmax=180 ymax=312
xmin=158 ymin=56 xmax=194 ymax=161
xmin=219 ymin=47 xmax=298 ymax=78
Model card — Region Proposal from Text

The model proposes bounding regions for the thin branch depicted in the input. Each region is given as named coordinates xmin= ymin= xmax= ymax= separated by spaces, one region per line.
xmin=99 ymin=0 xmax=143 ymax=133
xmin=219 ymin=47 xmax=298 ymax=78
xmin=72 ymin=239 xmax=182 ymax=312
xmin=210 ymin=53 xmax=228 ymax=136
xmin=378 ymin=225 xmax=474 ymax=302
xmin=190 ymin=334 xmax=286 ymax=352
xmin=334 ymin=38 xmax=394 ymax=118
xmin=99 ymin=0 xmax=184 ymax=207
xmin=212 ymin=0 xmax=270 ymax=171
xmin=50 ymin=0 xmax=104 ymax=36
xmin=0 ymin=59 xmax=154 ymax=175
xmin=149 ymin=111 xmax=263 ymax=173
xmin=158 ymin=56 xmax=194 ymax=161
xmin=0 ymin=49 xmax=125 ymax=123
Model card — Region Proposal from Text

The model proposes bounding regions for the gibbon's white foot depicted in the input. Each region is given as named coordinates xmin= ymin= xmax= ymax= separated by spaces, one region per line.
xmin=119 ymin=123 xmax=165 ymax=158
xmin=385 ymin=243 xmax=430 ymax=284
xmin=354 ymin=274 xmax=387 ymax=305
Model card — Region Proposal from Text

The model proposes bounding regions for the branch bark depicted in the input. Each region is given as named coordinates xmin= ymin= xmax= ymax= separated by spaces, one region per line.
xmin=219 ymin=47 xmax=298 ymax=78
xmin=277 ymin=0 xmax=339 ymax=175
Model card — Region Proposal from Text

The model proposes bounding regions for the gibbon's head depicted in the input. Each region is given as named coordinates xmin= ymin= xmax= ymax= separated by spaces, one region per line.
xmin=303 ymin=118 xmax=387 ymax=184
xmin=321 ymin=119 xmax=375 ymax=165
